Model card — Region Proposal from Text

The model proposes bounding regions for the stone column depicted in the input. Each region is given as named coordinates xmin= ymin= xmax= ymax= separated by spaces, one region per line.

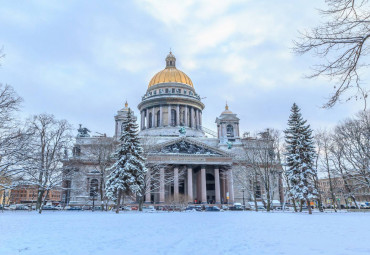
xmin=228 ymin=169 xmax=234 ymax=204
xmin=187 ymin=167 xmax=193 ymax=203
xmin=174 ymin=167 xmax=179 ymax=202
xmin=221 ymin=172 xmax=226 ymax=203
xmin=176 ymin=105 xmax=180 ymax=126
xmin=195 ymin=109 xmax=198 ymax=129
xmin=168 ymin=105 xmax=171 ymax=126
xmin=87 ymin=178 xmax=90 ymax=193
xmin=145 ymin=170 xmax=151 ymax=203
xmin=141 ymin=111 xmax=145 ymax=130
xmin=236 ymin=123 xmax=240 ymax=137
xmin=159 ymin=105 xmax=163 ymax=127
xmin=199 ymin=111 xmax=202 ymax=128
xmin=190 ymin=107 xmax=194 ymax=128
xmin=185 ymin=106 xmax=189 ymax=127
xmin=159 ymin=167 xmax=165 ymax=203
xmin=214 ymin=167 xmax=221 ymax=204
xmin=152 ymin=107 xmax=155 ymax=128
xmin=201 ymin=166 xmax=207 ymax=203
xmin=146 ymin=109 xmax=149 ymax=129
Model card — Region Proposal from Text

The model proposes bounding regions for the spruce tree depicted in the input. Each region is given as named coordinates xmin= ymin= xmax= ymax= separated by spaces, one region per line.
xmin=106 ymin=109 xmax=147 ymax=213
xmin=284 ymin=103 xmax=317 ymax=214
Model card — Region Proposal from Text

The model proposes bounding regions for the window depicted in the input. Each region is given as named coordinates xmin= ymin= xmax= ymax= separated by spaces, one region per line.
xmin=172 ymin=88 xmax=175 ymax=93
xmin=227 ymin=124 xmax=234 ymax=137
xmin=154 ymin=90 xmax=157 ymax=95
xmin=73 ymin=146 xmax=81 ymax=157
xmin=256 ymin=185 xmax=261 ymax=198
xmin=171 ymin=109 xmax=177 ymax=126
xmin=149 ymin=112 xmax=153 ymax=128
xmin=90 ymin=179 xmax=99 ymax=197
xmin=184 ymin=90 xmax=187 ymax=95
xmin=165 ymin=88 xmax=169 ymax=93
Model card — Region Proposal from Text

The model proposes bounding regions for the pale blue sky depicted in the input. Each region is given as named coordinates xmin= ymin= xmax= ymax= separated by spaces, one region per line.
xmin=0 ymin=0 xmax=365 ymax=136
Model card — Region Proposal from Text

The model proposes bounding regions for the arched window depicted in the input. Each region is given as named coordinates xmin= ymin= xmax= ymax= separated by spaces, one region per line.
xmin=171 ymin=109 xmax=177 ymax=126
xmin=157 ymin=111 xmax=160 ymax=127
xmin=90 ymin=179 xmax=99 ymax=197
xmin=149 ymin=112 xmax=153 ymax=128
xmin=227 ymin=124 xmax=234 ymax=137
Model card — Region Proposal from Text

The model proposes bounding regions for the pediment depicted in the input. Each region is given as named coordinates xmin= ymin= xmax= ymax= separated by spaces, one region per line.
xmin=149 ymin=137 xmax=230 ymax=157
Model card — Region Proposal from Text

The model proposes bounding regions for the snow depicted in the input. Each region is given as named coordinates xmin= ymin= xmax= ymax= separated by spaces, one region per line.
xmin=1 ymin=211 xmax=369 ymax=255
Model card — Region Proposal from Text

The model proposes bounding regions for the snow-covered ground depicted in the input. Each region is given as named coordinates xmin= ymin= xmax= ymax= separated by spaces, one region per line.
xmin=1 ymin=211 xmax=369 ymax=255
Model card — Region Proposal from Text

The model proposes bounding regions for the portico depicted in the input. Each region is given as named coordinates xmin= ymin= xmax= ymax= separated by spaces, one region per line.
xmin=144 ymin=137 xmax=234 ymax=205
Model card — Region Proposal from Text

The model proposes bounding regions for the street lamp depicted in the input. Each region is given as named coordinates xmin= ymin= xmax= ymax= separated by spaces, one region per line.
xmin=91 ymin=187 xmax=97 ymax=212
xmin=241 ymin=188 xmax=245 ymax=211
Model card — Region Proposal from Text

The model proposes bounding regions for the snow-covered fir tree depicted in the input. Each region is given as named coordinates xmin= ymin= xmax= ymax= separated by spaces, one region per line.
xmin=106 ymin=109 xmax=147 ymax=213
xmin=284 ymin=103 xmax=317 ymax=214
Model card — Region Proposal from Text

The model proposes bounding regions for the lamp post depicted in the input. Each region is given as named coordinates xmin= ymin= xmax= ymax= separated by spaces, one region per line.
xmin=241 ymin=188 xmax=245 ymax=211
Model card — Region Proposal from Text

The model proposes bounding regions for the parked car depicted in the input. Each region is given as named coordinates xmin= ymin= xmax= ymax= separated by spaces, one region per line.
xmin=221 ymin=205 xmax=229 ymax=211
xmin=142 ymin=206 xmax=156 ymax=213
xmin=55 ymin=205 xmax=63 ymax=210
xmin=42 ymin=205 xmax=56 ymax=210
xmin=67 ymin=206 xmax=82 ymax=211
xmin=229 ymin=203 xmax=243 ymax=211
xmin=205 ymin=206 xmax=221 ymax=212
xmin=185 ymin=206 xmax=202 ymax=212
xmin=360 ymin=203 xmax=370 ymax=209
xmin=15 ymin=204 xmax=29 ymax=210
xmin=122 ymin=206 xmax=132 ymax=211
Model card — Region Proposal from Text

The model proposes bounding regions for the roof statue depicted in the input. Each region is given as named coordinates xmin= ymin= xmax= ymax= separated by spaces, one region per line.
xmin=77 ymin=124 xmax=91 ymax=138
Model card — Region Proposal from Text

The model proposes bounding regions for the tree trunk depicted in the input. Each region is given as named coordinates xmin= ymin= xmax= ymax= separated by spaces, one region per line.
xmin=292 ymin=197 xmax=297 ymax=212
xmin=138 ymin=195 xmax=143 ymax=212
xmin=36 ymin=188 xmax=44 ymax=211
xmin=1 ymin=191 xmax=5 ymax=213
xmin=38 ymin=189 xmax=50 ymax=214
xmin=299 ymin=200 xmax=303 ymax=212
xmin=307 ymin=199 xmax=312 ymax=214
xmin=116 ymin=189 xmax=122 ymax=214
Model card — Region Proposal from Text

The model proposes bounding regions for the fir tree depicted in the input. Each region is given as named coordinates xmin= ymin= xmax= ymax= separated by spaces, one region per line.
xmin=284 ymin=103 xmax=317 ymax=214
xmin=106 ymin=109 xmax=147 ymax=213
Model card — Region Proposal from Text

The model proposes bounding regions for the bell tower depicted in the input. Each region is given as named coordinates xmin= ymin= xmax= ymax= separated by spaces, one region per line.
xmin=215 ymin=103 xmax=240 ymax=144
xmin=114 ymin=101 xmax=137 ymax=139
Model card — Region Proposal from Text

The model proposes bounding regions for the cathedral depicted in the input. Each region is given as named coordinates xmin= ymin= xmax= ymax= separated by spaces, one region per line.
xmin=63 ymin=52 xmax=283 ymax=207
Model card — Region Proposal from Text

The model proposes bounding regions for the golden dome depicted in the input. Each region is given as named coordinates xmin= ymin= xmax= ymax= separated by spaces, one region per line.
xmin=148 ymin=52 xmax=194 ymax=88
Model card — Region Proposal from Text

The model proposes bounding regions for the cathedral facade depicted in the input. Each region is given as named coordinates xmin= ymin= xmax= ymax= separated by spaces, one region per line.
xmin=63 ymin=53 xmax=283 ymax=207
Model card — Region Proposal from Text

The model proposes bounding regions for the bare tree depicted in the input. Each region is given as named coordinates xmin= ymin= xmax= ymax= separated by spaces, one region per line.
xmin=236 ymin=129 xmax=282 ymax=212
xmin=0 ymin=84 xmax=32 ymax=211
xmin=84 ymin=135 xmax=115 ymax=210
xmin=315 ymin=130 xmax=339 ymax=211
xmin=22 ymin=114 xmax=72 ymax=213
xmin=294 ymin=0 xmax=370 ymax=108
xmin=330 ymin=110 xmax=370 ymax=205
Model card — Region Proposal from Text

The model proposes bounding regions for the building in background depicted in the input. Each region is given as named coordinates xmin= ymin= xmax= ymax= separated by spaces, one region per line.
xmin=9 ymin=185 xmax=61 ymax=205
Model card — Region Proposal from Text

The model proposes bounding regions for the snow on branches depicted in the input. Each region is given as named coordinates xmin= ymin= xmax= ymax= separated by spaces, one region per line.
xmin=284 ymin=103 xmax=317 ymax=214
xmin=105 ymin=109 xmax=147 ymax=213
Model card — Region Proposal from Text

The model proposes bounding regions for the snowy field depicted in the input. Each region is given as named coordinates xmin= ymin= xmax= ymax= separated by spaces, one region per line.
xmin=1 ymin=211 xmax=369 ymax=255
